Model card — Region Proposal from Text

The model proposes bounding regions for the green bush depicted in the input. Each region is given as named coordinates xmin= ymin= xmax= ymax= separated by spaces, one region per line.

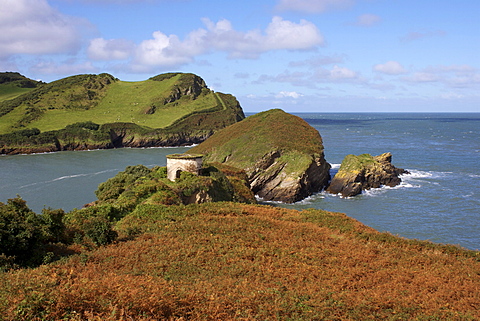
xmin=64 ymin=205 xmax=119 ymax=247
xmin=82 ymin=216 xmax=118 ymax=246
xmin=65 ymin=121 xmax=100 ymax=131
xmin=40 ymin=208 xmax=66 ymax=243
xmin=0 ymin=198 xmax=45 ymax=267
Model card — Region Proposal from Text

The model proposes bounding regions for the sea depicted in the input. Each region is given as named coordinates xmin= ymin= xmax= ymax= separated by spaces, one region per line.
xmin=0 ymin=113 xmax=479 ymax=250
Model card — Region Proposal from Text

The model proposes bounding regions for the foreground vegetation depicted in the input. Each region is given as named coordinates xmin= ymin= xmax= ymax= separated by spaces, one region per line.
xmin=1 ymin=191 xmax=479 ymax=319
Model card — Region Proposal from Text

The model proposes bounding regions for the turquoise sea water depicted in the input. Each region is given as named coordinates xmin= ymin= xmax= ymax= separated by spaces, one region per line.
xmin=0 ymin=113 xmax=479 ymax=250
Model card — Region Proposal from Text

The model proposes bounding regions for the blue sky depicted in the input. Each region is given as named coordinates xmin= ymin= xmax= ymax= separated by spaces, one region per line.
xmin=1 ymin=0 xmax=478 ymax=112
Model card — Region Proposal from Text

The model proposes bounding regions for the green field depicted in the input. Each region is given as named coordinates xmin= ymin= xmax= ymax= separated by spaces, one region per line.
xmin=0 ymin=73 xmax=230 ymax=134
xmin=22 ymin=79 xmax=223 ymax=133
xmin=0 ymin=84 xmax=33 ymax=102
xmin=0 ymin=72 xmax=244 ymax=153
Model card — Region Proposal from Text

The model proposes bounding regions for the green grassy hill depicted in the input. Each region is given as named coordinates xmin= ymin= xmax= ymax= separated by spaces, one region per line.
xmin=0 ymin=72 xmax=245 ymax=154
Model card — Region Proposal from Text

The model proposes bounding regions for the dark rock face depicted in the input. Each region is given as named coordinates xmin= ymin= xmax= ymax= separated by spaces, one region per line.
xmin=249 ymin=151 xmax=330 ymax=203
xmin=326 ymin=152 xmax=408 ymax=197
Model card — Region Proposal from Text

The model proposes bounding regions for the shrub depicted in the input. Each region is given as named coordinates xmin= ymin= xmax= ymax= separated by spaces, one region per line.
xmin=40 ymin=208 xmax=66 ymax=243
xmin=82 ymin=216 xmax=118 ymax=246
xmin=65 ymin=206 xmax=119 ymax=247
xmin=0 ymin=197 xmax=45 ymax=267
xmin=95 ymin=165 xmax=152 ymax=201
xmin=65 ymin=121 xmax=100 ymax=131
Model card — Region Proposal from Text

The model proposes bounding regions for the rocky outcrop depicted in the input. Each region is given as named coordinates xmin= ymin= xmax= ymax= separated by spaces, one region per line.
xmin=326 ymin=152 xmax=408 ymax=197
xmin=162 ymin=74 xmax=207 ymax=104
xmin=189 ymin=109 xmax=331 ymax=203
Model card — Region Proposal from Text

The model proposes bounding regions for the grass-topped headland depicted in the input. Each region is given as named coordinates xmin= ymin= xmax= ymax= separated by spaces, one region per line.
xmin=189 ymin=109 xmax=331 ymax=202
xmin=0 ymin=72 xmax=244 ymax=154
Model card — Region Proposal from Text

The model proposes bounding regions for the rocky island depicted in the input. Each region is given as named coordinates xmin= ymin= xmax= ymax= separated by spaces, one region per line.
xmin=327 ymin=152 xmax=408 ymax=197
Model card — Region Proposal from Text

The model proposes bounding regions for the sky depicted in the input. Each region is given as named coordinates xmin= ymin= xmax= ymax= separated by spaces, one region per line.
xmin=0 ymin=0 xmax=479 ymax=112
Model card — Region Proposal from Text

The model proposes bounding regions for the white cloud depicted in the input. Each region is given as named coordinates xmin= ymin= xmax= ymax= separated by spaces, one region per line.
xmin=130 ymin=16 xmax=324 ymax=70
xmin=255 ymin=71 xmax=315 ymax=88
xmin=263 ymin=17 xmax=324 ymax=51
xmin=275 ymin=0 xmax=355 ymax=13
xmin=328 ymin=65 xmax=358 ymax=80
xmin=373 ymin=61 xmax=407 ymax=75
xmin=404 ymin=72 xmax=439 ymax=83
xmin=401 ymin=65 xmax=480 ymax=88
xmin=400 ymin=30 xmax=446 ymax=42
xmin=132 ymin=31 xmax=194 ymax=70
xmin=30 ymin=60 xmax=97 ymax=75
xmin=88 ymin=38 xmax=135 ymax=61
xmin=276 ymin=91 xmax=303 ymax=99
xmin=289 ymin=54 xmax=346 ymax=67
xmin=354 ymin=14 xmax=381 ymax=27
xmin=256 ymin=65 xmax=361 ymax=89
xmin=0 ymin=0 xmax=83 ymax=58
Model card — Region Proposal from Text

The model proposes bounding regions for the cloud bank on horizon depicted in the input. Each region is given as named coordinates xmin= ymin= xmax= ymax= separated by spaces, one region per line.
xmin=0 ymin=0 xmax=478 ymax=112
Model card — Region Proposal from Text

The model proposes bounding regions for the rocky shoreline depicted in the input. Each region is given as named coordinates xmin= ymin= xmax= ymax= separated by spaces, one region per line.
xmin=0 ymin=134 xmax=210 ymax=155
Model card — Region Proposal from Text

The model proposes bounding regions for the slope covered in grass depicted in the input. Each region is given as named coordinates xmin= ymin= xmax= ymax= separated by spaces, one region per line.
xmin=1 ymin=202 xmax=479 ymax=320
xmin=190 ymin=109 xmax=325 ymax=169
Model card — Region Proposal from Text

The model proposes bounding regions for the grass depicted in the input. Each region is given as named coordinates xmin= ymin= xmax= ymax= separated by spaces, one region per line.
xmin=190 ymin=109 xmax=325 ymax=171
xmin=0 ymin=73 xmax=244 ymax=153
xmin=0 ymin=84 xmax=34 ymax=102
xmin=0 ymin=73 xmax=228 ymax=134
xmin=1 ymin=202 xmax=479 ymax=320
xmin=338 ymin=153 xmax=377 ymax=174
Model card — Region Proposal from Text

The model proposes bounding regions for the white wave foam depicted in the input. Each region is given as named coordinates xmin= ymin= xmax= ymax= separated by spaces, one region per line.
xmin=402 ymin=169 xmax=453 ymax=181
xmin=330 ymin=163 xmax=341 ymax=169
xmin=19 ymin=168 xmax=120 ymax=189
xmin=295 ymin=192 xmax=326 ymax=204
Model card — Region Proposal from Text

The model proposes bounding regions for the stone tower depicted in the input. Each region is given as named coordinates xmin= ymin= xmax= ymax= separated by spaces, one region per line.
xmin=166 ymin=154 xmax=203 ymax=181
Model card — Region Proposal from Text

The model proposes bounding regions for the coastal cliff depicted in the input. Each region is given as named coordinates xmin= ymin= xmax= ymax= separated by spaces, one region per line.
xmin=326 ymin=152 xmax=408 ymax=197
xmin=0 ymin=72 xmax=244 ymax=154
xmin=189 ymin=109 xmax=331 ymax=203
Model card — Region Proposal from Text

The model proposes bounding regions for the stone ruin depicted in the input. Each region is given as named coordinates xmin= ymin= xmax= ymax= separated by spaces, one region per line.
xmin=166 ymin=154 xmax=203 ymax=181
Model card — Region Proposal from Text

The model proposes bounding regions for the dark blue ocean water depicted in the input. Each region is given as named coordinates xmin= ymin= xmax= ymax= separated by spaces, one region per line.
xmin=0 ymin=113 xmax=479 ymax=250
